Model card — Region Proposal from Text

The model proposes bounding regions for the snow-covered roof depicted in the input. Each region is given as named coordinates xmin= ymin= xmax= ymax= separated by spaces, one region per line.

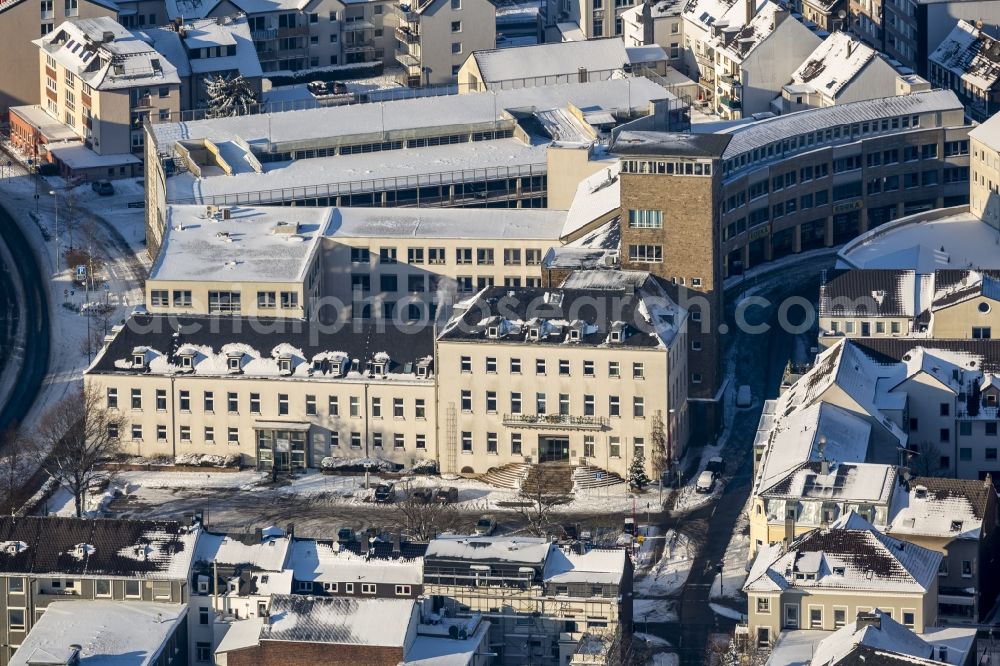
xmin=150 ymin=205 xmax=327 ymax=284
xmin=683 ymin=0 xmax=761 ymax=32
xmin=165 ymin=0 xmax=309 ymax=20
xmin=152 ymin=78 xmax=671 ymax=151
xmin=838 ymin=209 xmax=1000 ymax=274
xmin=744 ymin=515 xmax=941 ymax=594
xmin=760 ymin=461 xmax=896 ymax=505
xmin=930 ymin=269 xmax=1000 ymax=310
xmin=328 ymin=207 xmax=567 ymax=240
xmin=35 ymin=17 xmax=181 ymax=91
xmin=405 ymin=618 xmax=491 ymax=666
xmin=289 ymin=540 xmax=423 ymax=585
xmin=929 ymin=20 xmax=1000 ymax=94
xmin=887 ymin=477 xmax=994 ymax=541
xmin=810 ymin=610 xmax=933 ymax=666
xmin=215 ymin=617 xmax=264 ymax=654
xmin=425 ymin=535 xmax=552 ymax=564
xmin=708 ymin=2 xmax=795 ymax=62
xmin=46 ymin=144 xmax=142 ymax=169
xmin=262 ymin=594 xmax=417 ymax=647
xmin=194 ymin=531 xmax=292 ymax=571
xmin=562 ymin=159 xmax=621 ymax=238
xmin=718 ymin=90 xmax=962 ymax=163
xmin=470 ymin=38 xmax=637 ymax=85
xmin=91 ymin=314 xmax=436 ymax=382
xmin=10 ymin=601 xmax=187 ymax=666
xmin=788 ymin=33 xmax=881 ymax=100
xmin=166 ymin=138 xmax=549 ymax=206
xmin=542 ymin=548 xmax=627 ymax=585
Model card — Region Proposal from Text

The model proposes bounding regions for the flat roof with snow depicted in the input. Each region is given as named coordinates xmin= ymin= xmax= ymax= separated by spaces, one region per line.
xmin=11 ymin=601 xmax=186 ymax=666
xmin=150 ymin=206 xmax=327 ymax=283
xmin=468 ymin=38 xmax=637 ymax=84
xmin=328 ymin=207 xmax=567 ymax=240
xmin=289 ymin=540 xmax=423 ymax=584
xmin=262 ymin=594 xmax=416 ymax=647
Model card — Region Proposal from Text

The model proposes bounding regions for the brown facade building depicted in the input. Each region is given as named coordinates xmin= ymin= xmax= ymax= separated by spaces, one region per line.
xmin=613 ymin=131 xmax=733 ymax=439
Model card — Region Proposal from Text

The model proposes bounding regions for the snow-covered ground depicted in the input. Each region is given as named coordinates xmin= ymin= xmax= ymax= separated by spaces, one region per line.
xmin=709 ymin=603 xmax=747 ymax=622
xmin=710 ymin=510 xmax=750 ymax=603
xmin=634 ymin=530 xmax=695 ymax=598
xmin=633 ymin=598 xmax=679 ymax=624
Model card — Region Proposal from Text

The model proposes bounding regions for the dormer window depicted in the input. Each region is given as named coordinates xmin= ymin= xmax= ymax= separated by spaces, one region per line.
xmin=279 ymin=358 xmax=292 ymax=374
xmin=180 ymin=354 xmax=193 ymax=369
xmin=610 ymin=330 xmax=622 ymax=343
xmin=133 ymin=354 xmax=145 ymax=367
xmin=833 ymin=567 xmax=845 ymax=576
xmin=373 ymin=362 xmax=386 ymax=376
xmin=528 ymin=326 xmax=540 ymax=340
xmin=569 ymin=329 xmax=580 ymax=341
xmin=951 ymin=520 xmax=963 ymax=532
xmin=227 ymin=356 xmax=241 ymax=372
xmin=488 ymin=326 xmax=499 ymax=338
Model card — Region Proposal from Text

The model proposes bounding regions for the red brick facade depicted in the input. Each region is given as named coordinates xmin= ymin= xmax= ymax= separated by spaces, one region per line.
xmin=226 ymin=641 xmax=404 ymax=666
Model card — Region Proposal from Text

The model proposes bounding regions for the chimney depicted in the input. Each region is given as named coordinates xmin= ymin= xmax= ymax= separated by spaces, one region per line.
xmin=102 ymin=30 xmax=115 ymax=43
xmin=855 ymin=611 xmax=881 ymax=632
xmin=745 ymin=0 xmax=754 ymax=26
xmin=286 ymin=523 xmax=295 ymax=538
xmin=846 ymin=39 xmax=853 ymax=58
xmin=392 ymin=533 xmax=402 ymax=556
xmin=254 ymin=527 xmax=263 ymax=543
xmin=578 ymin=66 xmax=588 ymax=83
xmin=820 ymin=459 xmax=830 ymax=476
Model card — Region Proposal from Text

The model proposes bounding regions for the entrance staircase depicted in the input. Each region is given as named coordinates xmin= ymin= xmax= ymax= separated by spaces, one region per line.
xmin=479 ymin=463 xmax=530 ymax=490
xmin=522 ymin=462 xmax=575 ymax=495
xmin=572 ymin=464 xmax=625 ymax=490
xmin=479 ymin=461 xmax=625 ymax=495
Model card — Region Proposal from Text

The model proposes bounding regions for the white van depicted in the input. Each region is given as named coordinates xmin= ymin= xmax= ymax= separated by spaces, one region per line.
xmin=696 ymin=470 xmax=715 ymax=493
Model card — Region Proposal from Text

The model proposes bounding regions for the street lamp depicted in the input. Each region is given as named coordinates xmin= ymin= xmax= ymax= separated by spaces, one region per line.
xmin=49 ymin=190 xmax=59 ymax=272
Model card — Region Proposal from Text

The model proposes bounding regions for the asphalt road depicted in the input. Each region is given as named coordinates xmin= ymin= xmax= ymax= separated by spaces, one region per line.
xmin=0 ymin=201 xmax=50 ymax=434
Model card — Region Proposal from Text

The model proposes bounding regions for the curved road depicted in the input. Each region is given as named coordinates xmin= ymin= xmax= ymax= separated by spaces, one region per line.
xmin=0 ymin=201 xmax=50 ymax=434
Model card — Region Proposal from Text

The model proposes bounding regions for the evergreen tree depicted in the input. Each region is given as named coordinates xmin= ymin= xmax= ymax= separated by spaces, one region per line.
xmin=628 ymin=450 xmax=650 ymax=490
xmin=968 ymin=378 xmax=981 ymax=417
xmin=204 ymin=75 xmax=258 ymax=118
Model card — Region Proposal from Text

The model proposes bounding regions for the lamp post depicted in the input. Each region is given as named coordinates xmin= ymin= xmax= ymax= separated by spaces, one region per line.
xmin=49 ymin=190 xmax=59 ymax=272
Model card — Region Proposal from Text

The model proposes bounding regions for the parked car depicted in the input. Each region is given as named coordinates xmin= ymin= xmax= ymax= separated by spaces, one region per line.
xmin=337 ymin=527 xmax=356 ymax=543
xmin=409 ymin=488 xmax=433 ymax=504
xmin=434 ymin=487 xmax=458 ymax=504
xmin=373 ymin=483 xmax=396 ymax=503
xmin=623 ymin=517 xmax=636 ymax=535
xmin=706 ymin=457 xmax=725 ymax=476
xmin=736 ymin=384 xmax=752 ymax=408
xmin=330 ymin=81 xmax=348 ymax=94
xmin=474 ymin=516 xmax=497 ymax=536
xmin=696 ymin=470 xmax=716 ymax=493
xmin=91 ymin=180 xmax=114 ymax=196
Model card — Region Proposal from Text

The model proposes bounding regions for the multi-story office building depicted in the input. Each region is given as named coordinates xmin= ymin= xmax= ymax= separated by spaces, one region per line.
xmin=142 ymin=77 xmax=684 ymax=254
xmin=422 ymin=535 xmax=632 ymax=665
xmin=435 ymin=272 xmax=688 ymax=478
xmin=0 ymin=0 xmax=117 ymax=115
xmin=929 ymin=20 xmax=1000 ymax=123
xmin=164 ymin=0 xmax=395 ymax=75
xmin=389 ymin=0 xmax=496 ymax=86
xmin=9 ymin=16 xmax=181 ymax=178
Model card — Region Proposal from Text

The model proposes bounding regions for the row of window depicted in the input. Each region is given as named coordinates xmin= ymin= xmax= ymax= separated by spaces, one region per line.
xmin=149 ymin=289 xmax=300 ymax=310
xmin=112 ymin=423 xmax=431 ymax=451
xmin=459 ymin=390 xmax=647 ymax=417
xmin=459 ymin=356 xmax=646 ymax=378
xmin=459 ymin=431 xmax=643 ymax=458
xmin=293 ymin=580 xmax=412 ymax=595
xmin=350 ymin=247 xmax=543 ymax=266
xmin=109 ymin=388 xmax=428 ymax=420
xmin=756 ymin=598 xmax=917 ymax=631
xmin=349 ymin=273 xmax=543 ymax=294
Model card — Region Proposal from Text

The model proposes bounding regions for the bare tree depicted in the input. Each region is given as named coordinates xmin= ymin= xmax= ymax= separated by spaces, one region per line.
xmin=650 ymin=411 xmax=667 ymax=481
xmin=30 ymin=386 xmax=125 ymax=518
xmin=903 ymin=440 xmax=943 ymax=477
xmin=0 ymin=427 xmax=27 ymax=517
xmin=388 ymin=499 xmax=465 ymax=541
xmin=513 ymin=485 xmax=571 ymax=537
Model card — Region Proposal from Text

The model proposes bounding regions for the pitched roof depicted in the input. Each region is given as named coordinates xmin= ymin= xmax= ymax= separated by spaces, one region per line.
xmin=470 ymin=38 xmax=631 ymax=84
xmin=789 ymin=33 xmax=883 ymax=100
xmin=745 ymin=516 xmax=941 ymax=593
xmin=0 ymin=516 xmax=197 ymax=579
xmin=761 ymin=461 xmax=896 ymax=504
xmin=887 ymin=476 xmax=995 ymax=540
xmin=854 ymin=338 xmax=1000 ymax=374
xmin=930 ymin=269 xmax=1000 ymax=310
xmin=810 ymin=610 xmax=933 ymax=666
xmin=262 ymin=594 xmax=416 ymax=647
xmin=819 ymin=269 xmax=916 ymax=318
xmin=929 ymin=20 xmax=1000 ymax=93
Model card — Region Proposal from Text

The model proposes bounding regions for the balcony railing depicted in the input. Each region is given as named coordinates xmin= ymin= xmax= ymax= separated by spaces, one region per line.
xmin=395 ymin=49 xmax=421 ymax=71
xmin=719 ymin=96 xmax=741 ymax=110
xmin=277 ymin=25 xmax=309 ymax=37
xmin=502 ymin=414 xmax=609 ymax=430
xmin=395 ymin=26 xmax=419 ymax=44
xmin=251 ymin=27 xmax=278 ymax=40
xmin=133 ymin=95 xmax=152 ymax=109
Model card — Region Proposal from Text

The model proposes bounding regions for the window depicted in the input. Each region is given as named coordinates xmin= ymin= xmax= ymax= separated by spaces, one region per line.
xmin=536 ymin=359 xmax=546 ymax=375
xmin=172 ymin=290 xmax=192 ymax=307
xmin=451 ymin=20 xmax=461 ymax=31
xmin=257 ymin=291 xmax=277 ymax=309
xmin=525 ymin=249 xmax=542 ymax=265
xmin=205 ymin=427 xmax=215 ymax=443
xmin=415 ymin=399 xmax=426 ymax=419
xmin=451 ymin=42 xmax=462 ymax=56
xmin=633 ymin=397 xmax=645 ymax=418
xmin=583 ymin=360 xmax=594 ymax=377
xmin=350 ymin=397 xmax=360 ymax=418
xmin=902 ymin=611 xmax=915 ymax=628
xmin=940 ymin=428 xmax=950 ymax=443
xmin=487 ymin=432 xmax=498 ymax=454
xmin=393 ymin=398 xmax=404 ymax=418
xmin=460 ymin=356 xmax=472 ymax=372
xmin=629 ymin=244 xmax=663 ymax=262
xmin=350 ymin=247 xmax=370 ymax=263
xmin=228 ymin=428 xmax=239 ymax=444
xmin=757 ymin=598 xmax=770 ymax=613
xmin=809 ymin=607 xmax=822 ymax=628
xmin=461 ymin=432 xmax=473 ymax=452
xmin=510 ymin=432 xmax=523 ymax=454
xmin=131 ymin=388 xmax=142 ymax=410
xmin=106 ymin=388 xmax=118 ymax=410
xmin=559 ymin=359 xmax=570 ymax=376
xmin=7 ymin=608 xmax=25 ymax=631
xmin=503 ymin=248 xmax=521 ymax=265
xmin=962 ymin=560 xmax=973 ymax=577
xmin=477 ymin=248 xmax=494 ymax=265
xmin=609 ymin=362 xmax=620 ymax=378
xmin=395 ymin=584 xmax=411 ymax=595
xmin=511 ymin=392 xmax=522 ymax=414
xmin=199 ymin=607 xmax=210 ymax=625
xmin=361 ymin=583 xmax=376 ymax=594
xmin=305 ymin=395 xmax=316 ymax=416
xmin=456 ymin=248 xmax=472 ymax=264
xmin=461 ymin=390 xmax=472 ymax=412
xmin=974 ymin=326 xmax=992 ymax=339
xmin=510 ymin=358 xmax=521 ymax=374
xmin=536 ymin=393 xmax=547 ymax=414
xmin=609 ymin=396 xmax=620 ymax=417
xmin=633 ymin=363 xmax=644 ymax=379
xmin=196 ymin=642 xmax=212 ymax=662
xmin=628 ymin=209 xmax=663 ymax=228
xmin=486 ymin=391 xmax=497 ymax=413
xmin=371 ymin=397 xmax=382 ymax=418
xmin=180 ymin=426 xmax=191 ymax=441
xmin=281 ymin=291 xmax=299 ymax=309
xmin=834 ymin=608 xmax=846 ymax=628
xmin=94 ymin=579 xmax=110 ymax=597
xmin=584 ymin=395 xmax=595 ymax=416
xmin=124 ymin=580 xmax=141 ymax=598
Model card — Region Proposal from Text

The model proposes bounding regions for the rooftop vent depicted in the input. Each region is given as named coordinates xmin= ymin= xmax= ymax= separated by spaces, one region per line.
xmin=914 ymin=485 xmax=927 ymax=499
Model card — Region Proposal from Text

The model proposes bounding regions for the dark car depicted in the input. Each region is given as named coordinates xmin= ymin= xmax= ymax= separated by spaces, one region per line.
xmin=434 ymin=487 xmax=458 ymax=504
xmin=330 ymin=81 xmax=348 ymax=94
xmin=337 ymin=527 xmax=356 ymax=543
xmin=373 ymin=482 xmax=396 ymax=503
xmin=91 ymin=180 xmax=114 ymax=196
xmin=409 ymin=488 xmax=433 ymax=504
xmin=706 ymin=457 xmax=726 ymax=476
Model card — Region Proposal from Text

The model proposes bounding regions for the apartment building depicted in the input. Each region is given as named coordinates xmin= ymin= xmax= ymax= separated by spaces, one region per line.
xmin=287 ymin=539 xmax=423 ymax=598
xmin=929 ymin=20 xmax=1000 ymax=123
xmin=9 ymin=16 xmax=181 ymax=179
xmin=744 ymin=514 xmax=941 ymax=649
xmin=885 ymin=476 xmax=1000 ymax=622
xmin=0 ymin=516 xmax=200 ymax=666
xmin=436 ymin=272 xmax=688 ymax=478
xmin=0 ymin=0 xmax=116 ymax=115
xmin=389 ymin=0 xmax=496 ymax=86
xmin=796 ymin=0 xmax=848 ymax=31
xmin=422 ymin=535 xmax=632 ymax=665
xmin=139 ymin=15 xmax=264 ymax=112
xmin=880 ymin=0 xmax=1000 ymax=76
xmin=164 ymin=0 xmax=394 ymax=75
xmin=776 ymin=32 xmax=906 ymax=114
xmin=561 ymin=0 xmax=640 ymax=39
xmin=620 ymin=0 xmax=686 ymax=71
xmin=85 ymin=314 xmax=438 ymax=471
